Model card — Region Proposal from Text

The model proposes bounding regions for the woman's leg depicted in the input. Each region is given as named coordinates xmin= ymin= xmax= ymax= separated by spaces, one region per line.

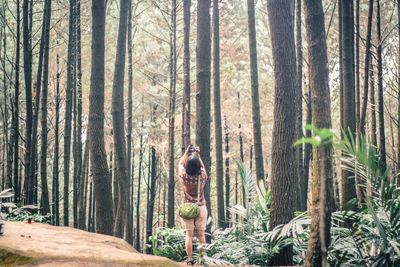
xmin=185 ymin=230 xmax=194 ymax=261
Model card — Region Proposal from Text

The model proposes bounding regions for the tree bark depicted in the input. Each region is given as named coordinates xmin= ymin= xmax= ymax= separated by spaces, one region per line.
xmin=196 ymin=0 xmax=212 ymax=233
xmin=267 ymin=0 xmax=297 ymax=265
xmin=135 ymin=118 xmax=144 ymax=251
xmin=64 ymin=0 xmax=76 ymax=225
xmin=12 ymin=0 xmax=20 ymax=203
xmin=376 ymin=0 xmax=386 ymax=169
xmin=40 ymin=0 xmax=52 ymax=215
xmin=88 ymin=0 xmax=114 ymax=235
xmin=340 ymin=0 xmax=356 ymax=208
xmin=126 ymin=2 xmax=134 ymax=245
xmin=111 ymin=0 xmax=131 ymax=238
xmin=22 ymin=0 xmax=33 ymax=204
xmin=247 ymin=0 xmax=266 ymax=188
xmin=213 ymin=0 xmax=225 ymax=229
xmin=167 ymin=0 xmax=177 ymax=229
xmin=370 ymin=59 xmax=377 ymax=147
xmin=295 ymin=0 xmax=305 ymax=211
xmin=146 ymin=147 xmax=157 ymax=254
xmin=182 ymin=0 xmax=191 ymax=152
xmin=52 ymin=50 xmax=61 ymax=226
xmin=304 ymin=0 xmax=334 ymax=265
xmin=359 ymin=0 xmax=374 ymax=135
xmin=224 ymin=117 xmax=230 ymax=227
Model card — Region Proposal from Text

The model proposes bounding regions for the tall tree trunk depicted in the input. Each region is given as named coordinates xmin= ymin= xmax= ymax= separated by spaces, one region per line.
xmin=40 ymin=0 xmax=52 ymax=215
xmin=182 ymin=0 xmax=191 ymax=152
xmin=30 ymin=0 xmax=48 ymax=205
xmin=340 ymin=0 xmax=356 ymax=208
xmin=73 ymin=0 xmax=83 ymax=229
xmin=78 ymin=141 xmax=89 ymax=229
xmin=359 ymin=0 xmax=374 ymax=135
xmin=52 ymin=50 xmax=61 ymax=226
xmin=267 ymin=0 xmax=297 ymax=265
xmin=146 ymin=147 xmax=157 ymax=254
xmin=355 ymin=0 xmax=360 ymax=136
xmin=376 ymin=0 xmax=386 ymax=169
xmin=303 ymin=88 xmax=312 ymax=210
xmin=247 ymin=0 xmax=266 ymax=188
xmin=370 ymin=59 xmax=377 ymax=147
xmin=126 ymin=2 xmax=134 ymax=245
xmin=196 ymin=0 xmax=212 ymax=234
xmin=167 ymin=0 xmax=177 ymax=229
xmin=237 ymin=92 xmax=244 ymax=163
xmin=64 ymin=0 xmax=76 ymax=225
xmin=111 ymin=0 xmax=131 ymax=238
xmin=295 ymin=0 xmax=305 ymax=211
xmin=88 ymin=0 xmax=114 ymax=235
xmin=213 ymin=0 xmax=225 ymax=229
xmin=13 ymin=0 xmax=21 ymax=203
xmin=224 ymin=117 xmax=230 ymax=227
xmin=304 ymin=0 xmax=334 ymax=265
xmin=397 ymin=0 xmax=400 ymax=182
xmin=135 ymin=118 xmax=144 ymax=251
xmin=22 ymin=0 xmax=33 ymax=204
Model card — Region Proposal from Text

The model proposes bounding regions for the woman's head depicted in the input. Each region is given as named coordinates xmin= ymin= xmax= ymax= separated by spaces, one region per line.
xmin=185 ymin=155 xmax=202 ymax=175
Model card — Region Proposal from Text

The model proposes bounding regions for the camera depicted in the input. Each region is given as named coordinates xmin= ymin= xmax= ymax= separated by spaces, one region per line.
xmin=188 ymin=144 xmax=199 ymax=155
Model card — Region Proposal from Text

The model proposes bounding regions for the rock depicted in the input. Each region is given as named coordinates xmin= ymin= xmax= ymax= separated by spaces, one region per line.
xmin=0 ymin=221 xmax=183 ymax=266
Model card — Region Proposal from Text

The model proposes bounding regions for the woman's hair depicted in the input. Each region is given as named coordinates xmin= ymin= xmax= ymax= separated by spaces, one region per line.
xmin=185 ymin=155 xmax=202 ymax=175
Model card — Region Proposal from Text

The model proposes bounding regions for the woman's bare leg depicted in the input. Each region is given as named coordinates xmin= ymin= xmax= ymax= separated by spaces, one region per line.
xmin=185 ymin=230 xmax=194 ymax=261
xmin=197 ymin=230 xmax=206 ymax=256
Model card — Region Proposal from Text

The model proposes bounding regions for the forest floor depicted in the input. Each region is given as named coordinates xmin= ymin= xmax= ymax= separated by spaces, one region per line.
xmin=0 ymin=221 xmax=183 ymax=266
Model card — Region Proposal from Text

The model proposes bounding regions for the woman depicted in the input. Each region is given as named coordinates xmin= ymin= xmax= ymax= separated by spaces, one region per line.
xmin=179 ymin=145 xmax=208 ymax=265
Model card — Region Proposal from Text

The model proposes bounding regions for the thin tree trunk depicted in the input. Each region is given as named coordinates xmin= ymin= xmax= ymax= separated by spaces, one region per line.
xmin=40 ymin=0 xmax=52 ymax=215
xmin=224 ymin=117 xmax=230 ymax=227
xmin=303 ymin=88 xmax=312 ymax=210
xmin=196 ymin=0 xmax=212 ymax=236
xmin=247 ymin=0 xmax=266 ymax=189
xmin=359 ymin=0 xmax=374 ymax=135
xmin=397 ymin=0 xmax=400 ymax=183
xmin=89 ymin=0 xmax=114 ymax=235
xmin=52 ymin=50 xmax=61 ymax=226
xmin=370 ymin=59 xmax=377 ymax=147
xmin=340 ymin=0 xmax=357 ymax=208
xmin=126 ymin=2 xmax=134 ymax=245
xmin=376 ymin=0 xmax=386 ymax=168
xmin=13 ymin=0 xmax=20 ymax=203
xmin=64 ymin=0 xmax=76 ymax=226
xmin=267 ymin=0 xmax=297 ymax=265
xmin=78 ymin=141 xmax=89 ymax=229
xmin=213 ymin=0 xmax=225 ymax=229
xmin=111 ymin=0 xmax=131 ymax=238
xmin=135 ymin=118 xmax=144 ymax=251
xmin=30 ymin=0 xmax=48 ymax=205
xmin=182 ymin=0 xmax=191 ymax=152
xmin=146 ymin=147 xmax=157 ymax=254
xmin=304 ymin=0 xmax=334 ymax=265
xmin=22 ymin=0 xmax=33 ymax=204
xmin=355 ymin=0 xmax=360 ymax=136
xmin=167 ymin=0 xmax=177 ymax=229
xmin=295 ymin=0 xmax=305 ymax=211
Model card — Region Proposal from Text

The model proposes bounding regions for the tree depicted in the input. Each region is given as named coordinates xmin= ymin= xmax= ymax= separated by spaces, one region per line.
xmin=196 ymin=0 xmax=212 ymax=228
xmin=247 ymin=0 xmax=266 ymax=189
xmin=213 ymin=0 xmax=225 ymax=229
xmin=111 ymin=0 xmax=131 ymax=238
xmin=182 ymin=0 xmax=191 ymax=151
xmin=340 ymin=0 xmax=356 ymax=208
xmin=146 ymin=146 xmax=158 ymax=254
xmin=12 ymin=0 xmax=21 ymax=203
xmin=88 ymin=0 xmax=114 ymax=235
xmin=267 ymin=0 xmax=297 ymax=264
xmin=40 ymin=0 xmax=52 ymax=215
xmin=376 ymin=0 xmax=386 ymax=168
xmin=295 ymin=0 xmax=305 ymax=210
xmin=22 ymin=0 xmax=33 ymax=204
xmin=224 ymin=117 xmax=230 ymax=226
xmin=64 ymin=0 xmax=76 ymax=225
xmin=167 ymin=0 xmax=177 ymax=229
xmin=304 ymin=0 xmax=334 ymax=265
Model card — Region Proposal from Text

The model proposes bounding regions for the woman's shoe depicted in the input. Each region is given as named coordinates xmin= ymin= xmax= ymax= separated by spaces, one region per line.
xmin=186 ymin=260 xmax=195 ymax=265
